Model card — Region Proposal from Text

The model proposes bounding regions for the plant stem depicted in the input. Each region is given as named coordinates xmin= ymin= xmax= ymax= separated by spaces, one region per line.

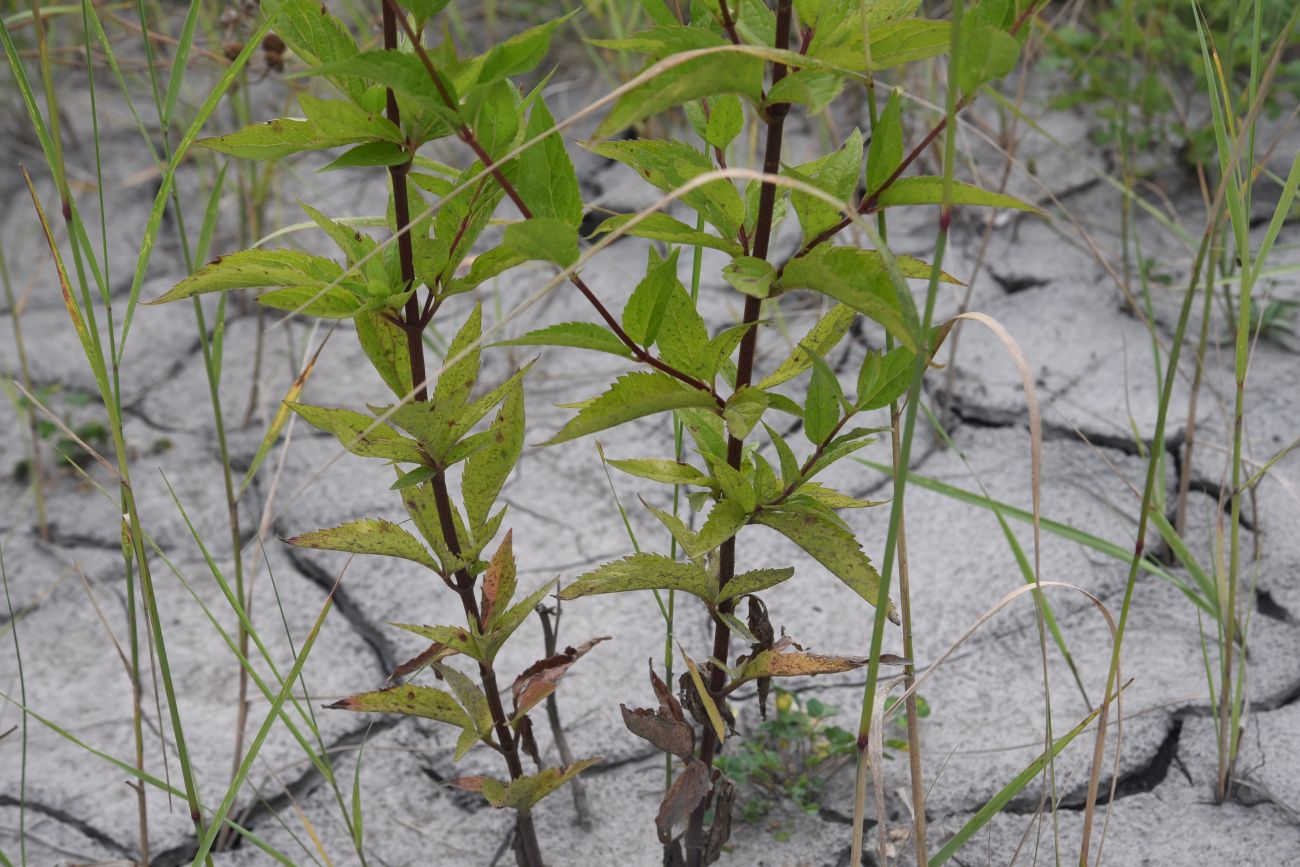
xmin=380 ymin=6 xmax=540 ymax=862
xmin=538 ymin=603 xmax=594 ymax=829
xmin=684 ymin=3 xmax=792 ymax=864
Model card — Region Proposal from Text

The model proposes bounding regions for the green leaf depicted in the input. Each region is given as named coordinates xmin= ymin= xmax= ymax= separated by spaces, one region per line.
xmin=329 ymin=685 xmax=472 ymax=728
xmin=545 ymin=373 xmax=716 ymax=446
xmin=433 ymin=664 xmax=494 ymax=739
xmin=763 ymin=422 xmax=801 ymax=488
xmin=722 ymin=256 xmax=776 ymax=299
xmin=274 ymin=0 xmax=364 ymax=101
xmin=795 ymin=481 xmax=882 ymax=509
xmin=320 ymin=140 xmax=409 ymax=171
xmin=802 ymin=349 xmax=843 ymax=444
xmin=300 ymin=201 xmax=376 ymax=264
xmin=597 ymin=50 xmax=764 ymax=137
xmin=465 ymin=79 xmax=520 ymax=161
xmin=779 ymin=247 xmax=917 ymax=351
xmin=867 ymin=88 xmax=903 ymax=195
xmin=622 ymin=247 xmax=679 ymax=346
xmin=756 ymin=509 xmax=897 ymax=621
xmin=759 ymin=303 xmax=854 ymax=389
xmin=789 ymin=128 xmax=863 ymax=244
xmin=589 ymin=213 xmax=743 ymax=257
xmin=875 ymin=177 xmax=1037 ymax=212
xmin=703 ymin=453 xmax=757 ymax=514
xmin=305 ymin=50 xmax=437 ymax=101
xmin=517 ymin=97 xmax=582 ymax=226
xmin=478 ymin=579 xmax=559 ymax=661
xmin=438 ymin=309 xmax=485 ymax=420
xmin=484 ymin=758 xmax=601 ymax=811
xmin=717 ymin=566 xmax=795 ymax=604
xmin=198 ymin=117 xmax=358 ymax=161
xmin=723 ymin=387 xmax=770 ymax=440
xmin=704 ymin=94 xmax=744 ymax=149
xmin=693 ymin=497 xmax=750 ymax=555
xmin=503 ymin=217 xmax=579 ymax=268
xmin=958 ymin=26 xmax=1019 ymax=97
xmin=391 ymin=466 xmax=437 ymax=490
xmin=856 ymin=346 xmax=914 ymax=410
xmin=147 ymin=248 xmax=342 ymax=304
xmin=462 ymin=384 xmax=525 ymax=531
xmin=765 ymin=69 xmax=844 ymax=114
xmin=606 ymin=458 xmax=713 ymax=487
xmin=390 ymin=622 xmax=483 ymax=661
xmin=256 ymin=285 xmax=364 ymax=319
xmin=495 ymin=321 xmax=633 ymax=358
xmin=472 ymin=12 xmax=575 ymax=88
xmin=286 ymin=518 xmax=439 ymax=571
xmin=355 ymin=311 xmax=413 ymax=400
xmin=286 ymin=403 xmax=425 ymax=463
xmin=560 ymin=554 xmax=718 ymax=603
xmin=591 ymin=139 xmax=746 ymax=238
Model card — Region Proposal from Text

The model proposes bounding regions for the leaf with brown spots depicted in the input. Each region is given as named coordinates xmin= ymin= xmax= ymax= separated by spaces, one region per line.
xmin=731 ymin=637 xmax=908 ymax=688
xmin=479 ymin=530 xmax=516 ymax=628
xmin=389 ymin=640 xmax=458 ymax=681
xmin=510 ymin=636 xmax=609 ymax=721
xmin=655 ymin=759 xmax=711 ymax=845
xmin=328 ymin=685 xmax=473 ymax=729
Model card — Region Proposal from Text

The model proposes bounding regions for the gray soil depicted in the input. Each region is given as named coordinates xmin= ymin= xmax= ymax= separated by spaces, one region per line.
xmin=2 ymin=27 xmax=1299 ymax=867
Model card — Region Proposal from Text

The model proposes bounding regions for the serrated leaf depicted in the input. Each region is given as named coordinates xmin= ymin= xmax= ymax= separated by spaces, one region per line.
xmin=517 ymin=97 xmax=582 ymax=226
xmin=867 ymin=88 xmax=903 ymax=195
xmin=597 ymin=50 xmax=764 ymax=137
xmin=479 ymin=531 xmax=517 ymax=627
xmin=197 ymin=118 xmax=359 ymax=161
xmin=590 ymin=213 xmax=743 ymax=257
xmin=433 ymin=663 xmax=494 ymax=740
xmin=434 ymin=304 xmax=483 ymax=411
xmin=790 ymin=128 xmax=863 ymax=243
xmin=704 ymin=94 xmax=744 ymax=149
xmin=722 ymin=256 xmax=776 ymax=299
xmin=287 ymin=518 xmax=438 ymax=570
xmin=472 ymin=13 xmax=575 ymax=88
xmin=286 ymin=403 xmax=426 ymax=463
xmin=390 ymin=622 xmax=483 ymax=663
xmin=759 ymin=303 xmax=855 ymax=389
xmin=703 ymin=454 xmax=757 ymax=514
xmin=796 ymin=482 xmax=883 ymax=509
xmin=876 ymin=177 xmax=1037 ymax=212
xmin=257 ymin=285 xmax=365 ymax=319
xmin=544 ymin=371 xmax=716 ymax=446
xmin=494 ymin=321 xmax=634 ymax=358
xmin=300 ymin=201 xmax=376 ymax=264
xmin=560 ymin=554 xmax=718 ymax=603
xmin=465 ymin=79 xmax=519 ymax=161
xmin=503 ymin=216 xmax=579 ymax=267
xmin=856 ymin=345 xmax=914 ymax=410
xmin=275 ymin=0 xmax=364 ymax=100
xmin=606 ymin=458 xmax=713 ymax=487
xmin=693 ymin=497 xmax=749 ymax=557
xmin=717 ymin=566 xmax=795 ymax=604
xmin=723 ymin=387 xmax=770 ymax=440
xmin=485 ymin=758 xmax=601 ymax=811
xmin=591 ymin=139 xmax=746 ymax=238
xmin=391 ymin=466 xmax=437 ymax=490
xmin=755 ymin=509 xmax=898 ymax=622
xmin=147 ymin=248 xmax=343 ymax=304
xmin=462 ymin=384 xmax=525 ymax=532
xmin=478 ymin=579 xmax=559 ymax=661
xmin=803 ymin=349 xmax=843 ymax=444
xmin=622 ymin=246 xmax=678 ymax=346
xmin=355 ymin=311 xmax=413 ymax=400
xmin=779 ymin=247 xmax=917 ymax=351
xmin=329 ymin=685 xmax=472 ymax=728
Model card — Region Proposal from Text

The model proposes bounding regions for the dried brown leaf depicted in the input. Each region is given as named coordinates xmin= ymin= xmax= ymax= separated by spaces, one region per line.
xmin=656 ymin=759 xmax=711 ymax=845
xmin=621 ymin=704 xmax=695 ymax=761
xmin=510 ymin=636 xmax=609 ymax=720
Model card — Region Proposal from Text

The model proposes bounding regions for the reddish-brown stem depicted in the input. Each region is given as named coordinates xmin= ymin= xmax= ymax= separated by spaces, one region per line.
xmin=684 ymin=4 xmax=793 ymax=864
xmin=716 ymin=0 xmax=742 ymax=44
xmin=381 ymin=3 xmax=540 ymax=864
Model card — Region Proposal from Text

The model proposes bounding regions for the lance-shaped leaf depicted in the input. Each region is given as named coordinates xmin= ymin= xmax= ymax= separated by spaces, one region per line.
xmin=857 ymin=345 xmax=914 ymax=410
xmin=286 ymin=519 xmax=439 ymax=571
xmin=544 ymin=371 xmax=717 ymax=446
xmin=591 ymin=139 xmax=746 ymax=238
xmin=197 ymin=118 xmax=362 ymax=161
xmin=287 ymin=403 xmax=425 ymax=463
xmin=795 ymin=482 xmax=883 ymax=510
xmin=656 ymin=759 xmax=712 ymax=844
xmin=391 ymin=640 xmax=459 ymax=680
xmin=462 ymin=384 xmax=525 ymax=533
xmin=478 ymin=579 xmax=559 ymax=661
xmin=789 ymin=128 xmax=863 ymax=244
xmin=468 ymin=12 xmax=575 ymax=88
xmin=510 ymin=636 xmax=608 ymax=721
xmin=560 ymin=554 xmax=718 ymax=604
xmin=732 ymin=639 xmax=901 ymax=688
xmin=494 ymin=322 xmax=634 ymax=359
xmin=875 ymin=177 xmax=1037 ymax=212
xmin=478 ymin=532 xmax=518 ymax=629
xmin=607 ymin=458 xmax=713 ymax=488
xmin=390 ymin=623 xmax=484 ymax=664
xmin=516 ymin=97 xmax=582 ymax=226
xmin=355 ymin=311 xmax=413 ymax=400
xmin=328 ymin=685 xmax=472 ymax=728
xmin=679 ymin=644 xmax=727 ymax=743
xmin=502 ymin=217 xmax=579 ymax=268
xmin=479 ymin=758 xmax=602 ymax=811
xmin=866 ymin=88 xmax=903 ymax=196
xmin=255 ymin=285 xmax=365 ymax=319
xmin=716 ymin=567 xmax=795 ymax=604
xmin=147 ymin=249 xmax=343 ymax=305
xmin=433 ymin=663 xmax=493 ymax=740
xmin=597 ymin=50 xmax=765 ymax=137
xmin=435 ymin=304 xmax=483 ymax=411
xmin=589 ymin=213 xmax=743 ymax=257
xmin=759 ymin=304 xmax=856 ymax=389
xmin=779 ymin=247 xmax=917 ymax=351
xmin=274 ymin=0 xmax=364 ymax=100
xmin=802 ymin=348 xmax=843 ymax=444
xmin=755 ymin=508 xmax=899 ymax=623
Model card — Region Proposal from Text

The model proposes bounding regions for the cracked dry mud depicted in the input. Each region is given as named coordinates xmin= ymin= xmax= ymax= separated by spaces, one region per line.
xmin=3 ymin=53 xmax=1300 ymax=867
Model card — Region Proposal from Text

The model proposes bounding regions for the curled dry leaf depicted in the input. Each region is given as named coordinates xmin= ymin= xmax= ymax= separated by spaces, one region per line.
xmin=621 ymin=704 xmax=695 ymax=762
xmin=705 ymin=775 xmax=736 ymax=864
xmin=746 ymin=595 xmax=775 ymax=718
xmin=389 ymin=640 xmax=458 ymax=681
xmin=732 ymin=636 xmax=909 ymax=687
xmin=510 ymin=636 xmax=610 ymax=721
xmin=656 ymin=759 xmax=712 ymax=845
xmin=517 ymin=714 xmax=542 ymax=768
xmin=649 ymin=659 xmax=685 ymax=722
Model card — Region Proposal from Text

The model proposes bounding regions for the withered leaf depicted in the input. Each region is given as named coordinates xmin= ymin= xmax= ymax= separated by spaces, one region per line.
xmin=479 ymin=530 xmax=516 ymax=628
xmin=656 ymin=759 xmax=711 ymax=845
xmin=747 ymin=596 xmax=775 ymax=719
xmin=733 ymin=636 xmax=908 ymax=687
xmin=621 ymin=704 xmax=695 ymax=761
xmin=510 ymin=636 xmax=609 ymax=720
xmin=704 ymin=775 xmax=736 ymax=864
xmin=517 ymin=714 xmax=542 ymax=768
xmin=390 ymin=640 xmax=457 ymax=681
xmin=649 ymin=659 xmax=685 ymax=723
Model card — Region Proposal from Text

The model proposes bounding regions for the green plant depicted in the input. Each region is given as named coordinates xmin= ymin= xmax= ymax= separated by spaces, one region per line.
xmin=715 ymin=688 xmax=927 ymax=832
